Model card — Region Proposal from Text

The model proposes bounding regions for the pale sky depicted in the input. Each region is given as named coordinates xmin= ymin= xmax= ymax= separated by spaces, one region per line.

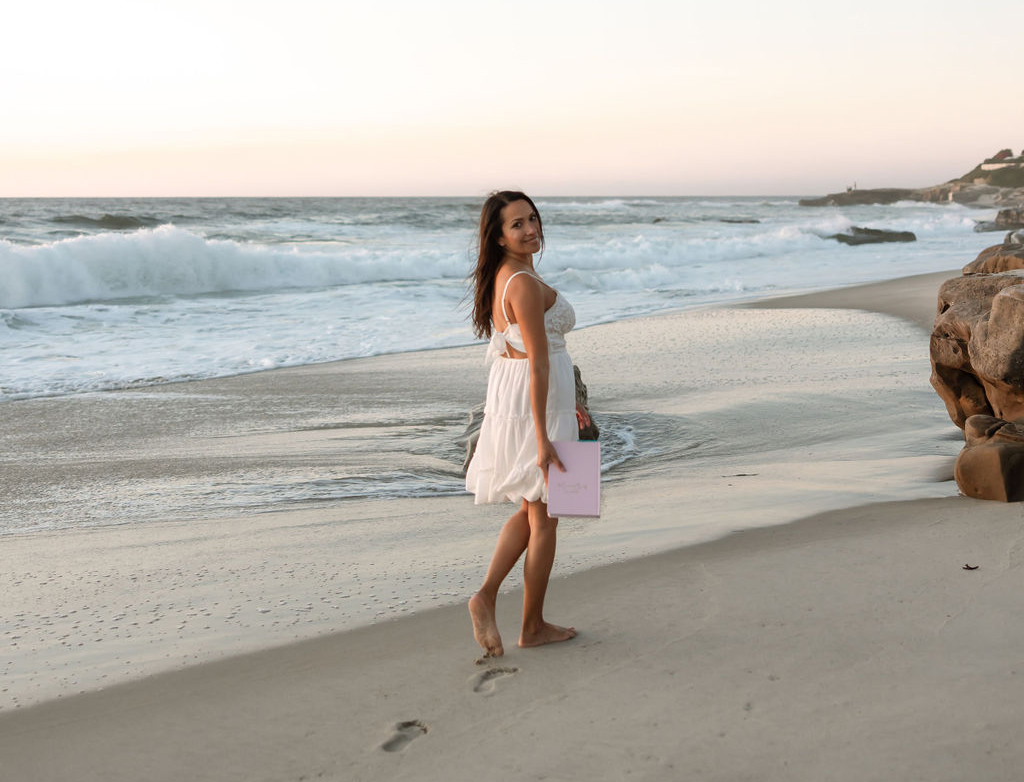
xmin=3 ymin=0 xmax=1021 ymax=196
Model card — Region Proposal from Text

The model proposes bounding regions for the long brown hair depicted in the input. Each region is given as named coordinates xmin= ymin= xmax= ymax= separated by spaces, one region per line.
xmin=468 ymin=190 xmax=544 ymax=339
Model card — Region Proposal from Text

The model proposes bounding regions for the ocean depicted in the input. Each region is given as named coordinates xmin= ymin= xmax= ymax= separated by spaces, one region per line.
xmin=0 ymin=196 xmax=996 ymax=534
xmin=0 ymin=196 xmax=994 ymax=402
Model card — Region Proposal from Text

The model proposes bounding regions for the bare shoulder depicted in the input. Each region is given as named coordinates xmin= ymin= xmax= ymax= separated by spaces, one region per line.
xmin=497 ymin=267 xmax=545 ymax=327
xmin=496 ymin=266 xmax=542 ymax=306
xmin=501 ymin=267 xmax=543 ymax=295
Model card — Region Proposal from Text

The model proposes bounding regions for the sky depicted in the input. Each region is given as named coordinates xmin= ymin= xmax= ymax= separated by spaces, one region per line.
xmin=3 ymin=0 xmax=1022 ymax=197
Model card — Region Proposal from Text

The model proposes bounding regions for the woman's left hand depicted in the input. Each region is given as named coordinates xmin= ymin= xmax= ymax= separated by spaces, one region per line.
xmin=538 ymin=438 xmax=565 ymax=485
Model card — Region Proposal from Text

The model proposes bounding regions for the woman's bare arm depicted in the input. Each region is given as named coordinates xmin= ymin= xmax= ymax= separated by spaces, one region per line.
xmin=504 ymin=274 xmax=565 ymax=478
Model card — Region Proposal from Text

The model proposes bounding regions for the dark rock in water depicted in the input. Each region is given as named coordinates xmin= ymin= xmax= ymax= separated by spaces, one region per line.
xmin=652 ymin=217 xmax=664 ymax=223
xmin=799 ymin=188 xmax=918 ymax=207
xmin=829 ymin=227 xmax=916 ymax=245
xmin=974 ymin=208 xmax=1024 ymax=233
xmin=459 ymin=364 xmax=598 ymax=474
xmin=996 ymin=207 xmax=1024 ymax=229
xmin=719 ymin=218 xmax=760 ymax=224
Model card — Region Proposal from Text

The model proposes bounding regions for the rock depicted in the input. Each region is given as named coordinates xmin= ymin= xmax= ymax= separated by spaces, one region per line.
xmin=974 ymin=208 xmax=1024 ymax=233
xmin=799 ymin=151 xmax=1024 ymax=208
xmin=922 ymin=183 xmax=1003 ymax=206
xmin=995 ymin=207 xmax=1024 ymax=229
xmin=962 ymin=239 xmax=1024 ymax=274
xmin=574 ymin=365 xmax=600 ymax=441
xmin=931 ymin=238 xmax=1024 ymax=501
xmin=968 ymin=285 xmax=1024 ymax=422
xmin=829 ymin=227 xmax=916 ymax=245
xmin=955 ymin=415 xmax=1024 ymax=501
xmin=930 ymin=268 xmax=1024 ymax=426
xmin=799 ymin=188 xmax=918 ymax=207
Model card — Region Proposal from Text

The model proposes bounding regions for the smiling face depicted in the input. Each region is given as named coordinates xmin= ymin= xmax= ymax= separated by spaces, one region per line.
xmin=498 ymin=199 xmax=543 ymax=260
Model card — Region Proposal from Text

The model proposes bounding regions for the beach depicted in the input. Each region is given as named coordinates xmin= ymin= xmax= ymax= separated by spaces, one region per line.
xmin=3 ymin=269 xmax=1023 ymax=781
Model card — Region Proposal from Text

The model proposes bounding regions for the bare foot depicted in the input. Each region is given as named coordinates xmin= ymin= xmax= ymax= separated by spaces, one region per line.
xmin=469 ymin=592 xmax=504 ymax=658
xmin=518 ymin=621 xmax=577 ymax=648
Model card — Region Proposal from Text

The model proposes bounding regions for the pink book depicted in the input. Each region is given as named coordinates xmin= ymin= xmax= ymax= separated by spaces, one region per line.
xmin=547 ymin=440 xmax=601 ymax=517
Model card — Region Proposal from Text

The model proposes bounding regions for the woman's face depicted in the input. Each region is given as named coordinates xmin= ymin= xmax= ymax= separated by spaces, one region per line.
xmin=498 ymin=200 xmax=542 ymax=259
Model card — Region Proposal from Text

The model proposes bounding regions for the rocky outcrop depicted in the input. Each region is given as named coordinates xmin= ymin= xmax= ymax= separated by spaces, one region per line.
xmin=930 ymin=268 xmax=1024 ymax=426
xmin=973 ymin=209 xmax=1024 ymax=233
xmin=799 ymin=189 xmax=917 ymax=207
xmin=931 ymin=234 xmax=1024 ymax=500
xmin=829 ymin=227 xmax=916 ymax=245
xmin=802 ymin=183 xmax=1024 ymax=208
xmin=799 ymin=147 xmax=1024 ymax=209
xmin=995 ymin=208 xmax=1024 ymax=229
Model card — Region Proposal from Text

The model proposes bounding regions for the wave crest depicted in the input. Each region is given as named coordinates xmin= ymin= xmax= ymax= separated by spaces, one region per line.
xmin=0 ymin=226 xmax=467 ymax=309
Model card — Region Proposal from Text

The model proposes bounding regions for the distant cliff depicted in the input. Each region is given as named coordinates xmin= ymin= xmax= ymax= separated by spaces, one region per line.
xmin=952 ymin=150 xmax=1024 ymax=188
xmin=800 ymin=149 xmax=1024 ymax=207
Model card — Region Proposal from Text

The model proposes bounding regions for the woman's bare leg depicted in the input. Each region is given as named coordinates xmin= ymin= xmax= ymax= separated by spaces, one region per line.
xmin=519 ymin=500 xmax=576 ymax=648
xmin=469 ymin=501 xmax=530 ymax=657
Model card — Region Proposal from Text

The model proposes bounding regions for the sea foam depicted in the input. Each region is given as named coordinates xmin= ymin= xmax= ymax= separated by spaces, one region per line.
xmin=0 ymin=226 xmax=469 ymax=309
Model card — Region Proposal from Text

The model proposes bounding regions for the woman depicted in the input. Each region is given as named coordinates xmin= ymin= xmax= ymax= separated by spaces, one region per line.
xmin=465 ymin=191 xmax=590 ymax=657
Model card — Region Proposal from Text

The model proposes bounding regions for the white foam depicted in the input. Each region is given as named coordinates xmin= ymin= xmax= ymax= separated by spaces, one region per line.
xmin=0 ymin=226 xmax=470 ymax=309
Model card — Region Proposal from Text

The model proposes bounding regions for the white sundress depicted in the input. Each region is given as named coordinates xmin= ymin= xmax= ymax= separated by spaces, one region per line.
xmin=465 ymin=270 xmax=579 ymax=505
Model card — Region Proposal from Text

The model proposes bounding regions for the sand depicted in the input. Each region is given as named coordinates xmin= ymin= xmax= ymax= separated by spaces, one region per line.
xmin=4 ymin=268 xmax=1023 ymax=781
xmin=743 ymin=269 xmax=954 ymax=331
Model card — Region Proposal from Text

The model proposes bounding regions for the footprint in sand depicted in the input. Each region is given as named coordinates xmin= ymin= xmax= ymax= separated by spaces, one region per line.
xmin=471 ymin=666 xmax=519 ymax=695
xmin=380 ymin=720 xmax=428 ymax=752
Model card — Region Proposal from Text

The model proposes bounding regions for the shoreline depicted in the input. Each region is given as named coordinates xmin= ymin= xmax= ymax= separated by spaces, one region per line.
xmin=741 ymin=268 xmax=954 ymax=331
xmin=0 ymin=268 xmax=959 ymax=541
xmin=0 ymin=269 xmax=954 ymax=409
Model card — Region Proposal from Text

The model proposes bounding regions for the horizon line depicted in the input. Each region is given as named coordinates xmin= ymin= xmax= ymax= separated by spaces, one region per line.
xmin=0 ymin=192 xmax=828 ymax=200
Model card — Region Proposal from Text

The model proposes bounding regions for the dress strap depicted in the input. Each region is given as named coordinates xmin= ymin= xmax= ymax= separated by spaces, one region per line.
xmin=499 ymin=270 xmax=538 ymax=328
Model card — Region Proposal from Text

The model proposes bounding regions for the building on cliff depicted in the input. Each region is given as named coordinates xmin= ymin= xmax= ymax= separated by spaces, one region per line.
xmin=981 ymin=148 xmax=1024 ymax=171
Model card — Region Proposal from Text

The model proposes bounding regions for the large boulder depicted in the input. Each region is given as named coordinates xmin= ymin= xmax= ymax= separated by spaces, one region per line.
xmin=962 ymin=231 xmax=1024 ymax=273
xmin=955 ymin=415 xmax=1024 ymax=502
xmin=930 ymin=269 xmax=1024 ymax=426
xmin=995 ymin=207 xmax=1024 ymax=230
xmin=931 ymin=236 xmax=1024 ymax=500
